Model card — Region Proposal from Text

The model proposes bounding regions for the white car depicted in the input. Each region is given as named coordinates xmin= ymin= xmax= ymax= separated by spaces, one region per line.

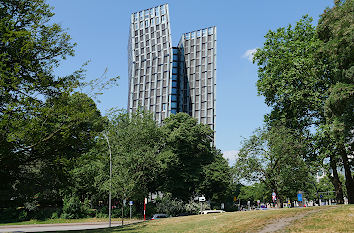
xmin=199 ymin=210 xmax=225 ymax=214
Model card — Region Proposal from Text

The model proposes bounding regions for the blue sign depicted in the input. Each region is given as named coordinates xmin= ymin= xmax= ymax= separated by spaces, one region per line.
xmin=129 ymin=201 xmax=133 ymax=205
xmin=297 ymin=193 xmax=303 ymax=202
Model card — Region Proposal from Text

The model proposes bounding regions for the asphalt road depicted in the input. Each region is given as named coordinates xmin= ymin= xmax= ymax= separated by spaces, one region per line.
xmin=0 ymin=220 xmax=142 ymax=232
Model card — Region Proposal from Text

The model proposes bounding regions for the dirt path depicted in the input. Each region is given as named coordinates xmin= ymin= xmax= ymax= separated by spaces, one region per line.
xmin=257 ymin=208 xmax=334 ymax=233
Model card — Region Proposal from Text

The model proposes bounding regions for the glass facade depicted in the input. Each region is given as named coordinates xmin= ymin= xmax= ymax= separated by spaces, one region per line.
xmin=128 ymin=4 xmax=216 ymax=132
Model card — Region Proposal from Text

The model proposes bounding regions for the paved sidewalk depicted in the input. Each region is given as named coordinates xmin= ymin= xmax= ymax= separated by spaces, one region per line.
xmin=0 ymin=220 xmax=143 ymax=232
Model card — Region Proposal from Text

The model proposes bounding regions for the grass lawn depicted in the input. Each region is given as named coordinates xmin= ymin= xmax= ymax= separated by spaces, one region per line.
xmin=2 ymin=205 xmax=352 ymax=232
xmin=61 ymin=205 xmax=350 ymax=233
xmin=286 ymin=204 xmax=354 ymax=232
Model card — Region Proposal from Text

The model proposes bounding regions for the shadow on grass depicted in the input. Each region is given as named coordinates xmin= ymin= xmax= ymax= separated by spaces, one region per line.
xmin=45 ymin=221 xmax=148 ymax=233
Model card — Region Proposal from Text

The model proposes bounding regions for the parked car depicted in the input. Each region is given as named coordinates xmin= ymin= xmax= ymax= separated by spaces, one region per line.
xmin=199 ymin=210 xmax=225 ymax=214
xmin=150 ymin=214 xmax=170 ymax=220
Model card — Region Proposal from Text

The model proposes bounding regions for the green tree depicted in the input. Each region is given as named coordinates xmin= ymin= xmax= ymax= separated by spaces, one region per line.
xmin=96 ymin=110 xmax=166 ymax=204
xmin=198 ymin=149 xmax=232 ymax=203
xmin=160 ymin=113 xmax=215 ymax=201
xmin=2 ymin=92 xmax=104 ymax=207
xmin=252 ymin=14 xmax=350 ymax=203
xmin=254 ymin=16 xmax=330 ymax=130
xmin=238 ymin=183 xmax=268 ymax=204
xmin=0 ymin=0 xmax=105 ymax=208
xmin=317 ymin=0 xmax=354 ymax=203
xmin=234 ymin=125 xmax=313 ymax=206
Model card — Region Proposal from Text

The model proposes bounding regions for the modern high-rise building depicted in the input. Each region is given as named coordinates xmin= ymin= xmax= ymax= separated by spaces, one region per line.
xmin=128 ymin=4 xmax=216 ymax=131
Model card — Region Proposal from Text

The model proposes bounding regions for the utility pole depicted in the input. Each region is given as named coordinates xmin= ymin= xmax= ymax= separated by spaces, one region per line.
xmin=103 ymin=133 xmax=112 ymax=228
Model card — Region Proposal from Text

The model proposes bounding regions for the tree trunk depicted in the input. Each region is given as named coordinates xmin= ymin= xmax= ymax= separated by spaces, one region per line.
xmin=276 ymin=197 xmax=282 ymax=208
xmin=339 ymin=145 xmax=354 ymax=204
xmin=329 ymin=155 xmax=344 ymax=204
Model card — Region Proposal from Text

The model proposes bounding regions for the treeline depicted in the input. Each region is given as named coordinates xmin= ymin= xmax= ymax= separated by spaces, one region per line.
xmin=0 ymin=0 xmax=233 ymax=222
xmin=234 ymin=0 xmax=353 ymax=205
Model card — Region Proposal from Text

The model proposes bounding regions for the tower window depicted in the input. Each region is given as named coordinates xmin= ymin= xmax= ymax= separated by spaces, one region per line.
xmin=208 ymin=27 xmax=213 ymax=35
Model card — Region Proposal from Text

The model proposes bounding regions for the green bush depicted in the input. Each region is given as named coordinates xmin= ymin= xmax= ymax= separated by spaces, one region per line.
xmin=111 ymin=207 xmax=120 ymax=218
xmin=155 ymin=193 xmax=185 ymax=216
xmin=185 ymin=201 xmax=201 ymax=215
xmin=33 ymin=207 xmax=60 ymax=220
xmin=61 ymin=195 xmax=89 ymax=219
xmin=51 ymin=211 xmax=60 ymax=219
xmin=18 ymin=210 xmax=28 ymax=221
xmin=96 ymin=212 xmax=108 ymax=218
xmin=96 ymin=205 xmax=108 ymax=218
xmin=0 ymin=207 xmax=19 ymax=223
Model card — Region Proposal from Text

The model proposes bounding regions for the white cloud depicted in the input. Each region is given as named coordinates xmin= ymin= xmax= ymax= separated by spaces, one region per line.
xmin=222 ymin=150 xmax=239 ymax=166
xmin=242 ymin=48 xmax=257 ymax=62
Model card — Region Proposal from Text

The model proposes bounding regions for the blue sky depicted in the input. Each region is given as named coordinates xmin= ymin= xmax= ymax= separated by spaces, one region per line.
xmin=48 ymin=0 xmax=333 ymax=165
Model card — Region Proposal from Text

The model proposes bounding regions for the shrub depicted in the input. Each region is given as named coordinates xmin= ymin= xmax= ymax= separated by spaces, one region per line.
xmin=155 ymin=193 xmax=185 ymax=216
xmin=96 ymin=205 xmax=108 ymax=218
xmin=18 ymin=210 xmax=28 ymax=221
xmin=51 ymin=211 xmax=61 ymax=219
xmin=61 ymin=195 xmax=89 ymax=219
xmin=0 ymin=207 xmax=19 ymax=223
xmin=185 ymin=201 xmax=201 ymax=215
xmin=96 ymin=212 xmax=108 ymax=218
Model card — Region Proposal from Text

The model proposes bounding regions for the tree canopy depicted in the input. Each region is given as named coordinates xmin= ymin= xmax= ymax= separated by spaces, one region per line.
xmin=250 ymin=0 xmax=354 ymax=204
xmin=0 ymin=0 xmax=105 ymax=208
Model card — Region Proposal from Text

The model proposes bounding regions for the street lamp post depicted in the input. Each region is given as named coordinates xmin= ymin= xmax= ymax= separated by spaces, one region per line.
xmin=103 ymin=133 xmax=112 ymax=228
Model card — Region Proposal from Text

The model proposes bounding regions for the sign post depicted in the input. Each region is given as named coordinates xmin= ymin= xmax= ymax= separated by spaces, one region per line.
xmin=122 ymin=199 xmax=126 ymax=226
xmin=272 ymin=192 xmax=276 ymax=207
xmin=129 ymin=201 xmax=133 ymax=220
xmin=297 ymin=191 xmax=303 ymax=207
xmin=144 ymin=198 xmax=147 ymax=221
xmin=199 ymin=196 xmax=205 ymax=213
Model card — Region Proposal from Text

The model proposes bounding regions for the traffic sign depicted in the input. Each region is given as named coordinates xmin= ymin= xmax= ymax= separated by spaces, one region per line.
xmin=129 ymin=201 xmax=133 ymax=206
